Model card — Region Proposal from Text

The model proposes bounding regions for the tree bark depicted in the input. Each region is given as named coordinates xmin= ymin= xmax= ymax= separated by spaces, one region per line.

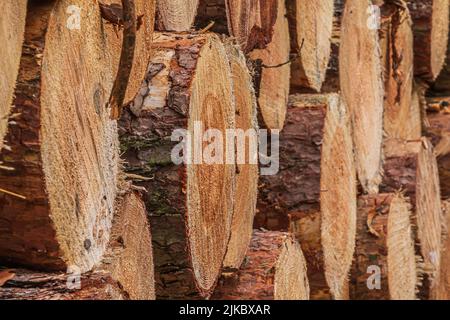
xmin=119 ymin=33 xmax=235 ymax=299
xmin=407 ymin=0 xmax=449 ymax=82
xmin=288 ymin=0 xmax=334 ymax=92
xmin=350 ymin=193 xmax=418 ymax=300
xmin=0 ymin=0 xmax=119 ymax=273
xmin=256 ymin=94 xmax=357 ymax=300
xmin=0 ymin=1 xmax=27 ymax=152
xmin=155 ymin=0 xmax=199 ymax=31
xmin=213 ymin=230 xmax=309 ymax=300
xmin=340 ymin=0 xmax=385 ymax=194
xmin=381 ymin=138 xmax=444 ymax=299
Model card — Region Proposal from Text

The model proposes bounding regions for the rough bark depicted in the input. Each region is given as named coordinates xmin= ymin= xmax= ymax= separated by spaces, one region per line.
xmin=350 ymin=193 xmax=418 ymax=300
xmin=222 ymin=44 xmax=259 ymax=271
xmin=0 ymin=1 xmax=27 ymax=152
xmin=213 ymin=230 xmax=309 ymax=300
xmin=287 ymin=0 xmax=334 ymax=92
xmin=119 ymin=33 xmax=235 ymax=299
xmin=340 ymin=0 xmax=385 ymax=194
xmin=0 ymin=0 xmax=119 ymax=272
xmin=155 ymin=0 xmax=199 ymax=31
xmin=407 ymin=0 xmax=449 ymax=82
xmin=0 ymin=191 xmax=155 ymax=300
xmin=381 ymin=138 xmax=444 ymax=299
xmin=195 ymin=0 xmax=278 ymax=53
xmin=256 ymin=94 xmax=357 ymax=300
xmin=249 ymin=0 xmax=290 ymax=130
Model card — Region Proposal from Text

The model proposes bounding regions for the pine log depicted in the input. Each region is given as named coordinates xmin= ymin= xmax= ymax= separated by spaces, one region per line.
xmin=119 ymin=33 xmax=235 ymax=299
xmin=195 ymin=0 xmax=278 ymax=53
xmin=0 ymin=1 xmax=27 ymax=152
xmin=340 ymin=0 xmax=385 ymax=194
xmin=350 ymin=194 xmax=418 ymax=300
xmin=0 ymin=191 xmax=155 ymax=300
xmin=287 ymin=0 xmax=334 ymax=92
xmin=249 ymin=0 xmax=290 ymax=130
xmin=102 ymin=0 xmax=156 ymax=108
xmin=407 ymin=0 xmax=449 ymax=82
xmin=0 ymin=0 xmax=119 ymax=272
xmin=436 ymin=200 xmax=450 ymax=299
xmin=222 ymin=44 xmax=259 ymax=271
xmin=155 ymin=0 xmax=199 ymax=31
xmin=381 ymin=138 xmax=443 ymax=299
xmin=379 ymin=2 xmax=421 ymax=140
xmin=213 ymin=230 xmax=309 ymax=300
xmin=426 ymin=110 xmax=450 ymax=198
xmin=256 ymin=94 xmax=357 ymax=300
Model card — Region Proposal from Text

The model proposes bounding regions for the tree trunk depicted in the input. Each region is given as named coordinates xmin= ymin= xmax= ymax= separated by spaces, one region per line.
xmin=222 ymin=44 xmax=259 ymax=272
xmin=350 ymin=193 xmax=418 ymax=300
xmin=256 ymin=94 xmax=357 ymax=300
xmin=119 ymin=33 xmax=235 ymax=299
xmin=155 ymin=0 xmax=199 ymax=31
xmin=407 ymin=0 xmax=449 ymax=82
xmin=0 ymin=1 xmax=27 ymax=152
xmin=340 ymin=0 xmax=385 ymax=194
xmin=249 ymin=0 xmax=290 ymax=130
xmin=381 ymin=138 xmax=444 ymax=299
xmin=0 ymin=0 xmax=119 ymax=273
xmin=288 ymin=0 xmax=334 ymax=92
xmin=0 ymin=191 xmax=155 ymax=300
xmin=213 ymin=230 xmax=309 ymax=300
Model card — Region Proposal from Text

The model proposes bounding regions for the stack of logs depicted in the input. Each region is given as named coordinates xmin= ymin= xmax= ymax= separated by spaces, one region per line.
xmin=0 ymin=0 xmax=450 ymax=300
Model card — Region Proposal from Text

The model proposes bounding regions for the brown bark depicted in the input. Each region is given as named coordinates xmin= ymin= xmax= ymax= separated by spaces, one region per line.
xmin=213 ymin=230 xmax=309 ymax=300
xmin=381 ymin=138 xmax=444 ymax=299
xmin=256 ymin=94 xmax=357 ymax=300
xmin=350 ymin=194 xmax=417 ymax=300
xmin=195 ymin=0 xmax=278 ymax=53
xmin=0 ymin=0 xmax=119 ymax=272
xmin=155 ymin=0 xmax=199 ymax=31
xmin=119 ymin=33 xmax=235 ymax=299
xmin=287 ymin=0 xmax=334 ymax=92
xmin=407 ymin=0 xmax=449 ymax=82
xmin=0 ymin=0 xmax=26 ymax=152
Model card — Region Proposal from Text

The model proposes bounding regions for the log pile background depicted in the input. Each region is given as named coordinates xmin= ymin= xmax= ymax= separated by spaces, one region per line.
xmin=1 ymin=0 xmax=450 ymax=301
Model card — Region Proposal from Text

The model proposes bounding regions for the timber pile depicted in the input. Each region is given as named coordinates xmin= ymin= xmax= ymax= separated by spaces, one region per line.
xmin=1 ymin=0 xmax=450 ymax=301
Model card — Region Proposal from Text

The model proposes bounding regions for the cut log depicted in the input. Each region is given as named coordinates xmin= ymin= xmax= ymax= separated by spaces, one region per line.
xmin=256 ymin=94 xmax=357 ymax=300
xmin=407 ymin=0 xmax=449 ymax=82
xmin=381 ymin=138 xmax=443 ymax=299
xmin=102 ymin=0 xmax=156 ymax=108
xmin=195 ymin=0 xmax=278 ymax=53
xmin=249 ymin=0 xmax=290 ymax=130
xmin=213 ymin=230 xmax=309 ymax=300
xmin=437 ymin=200 xmax=450 ymax=300
xmin=379 ymin=2 xmax=420 ymax=140
xmin=351 ymin=193 xmax=418 ymax=300
xmin=0 ymin=191 xmax=155 ymax=300
xmin=0 ymin=1 xmax=27 ymax=152
xmin=222 ymin=44 xmax=259 ymax=271
xmin=0 ymin=0 xmax=119 ymax=272
xmin=287 ymin=0 xmax=334 ymax=92
xmin=119 ymin=33 xmax=235 ymax=299
xmin=426 ymin=110 xmax=450 ymax=198
xmin=340 ymin=0 xmax=385 ymax=194
xmin=155 ymin=0 xmax=199 ymax=31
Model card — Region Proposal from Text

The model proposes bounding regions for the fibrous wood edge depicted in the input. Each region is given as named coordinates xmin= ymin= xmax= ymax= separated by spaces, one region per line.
xmin=351 ymin=193 xmax=417 ymax=300
xmin=287 ymin=0 xmax=334 ymax=92
xmin=222 ymin=43 xmax=259 ymax=271
xmin=436 ymin=200 xmax=450 ymax=299
xmin=381 ymin=138 xmax=443 ymax=299
xmin=212 ymin=230 xmax=309 ymax=300
xmin=155 ymin=0 xmax=199 ymax=31
xmin=340 ymin=0 xmax=385 ymax=194
xmin=0 ymin=1 xmax=27 ymax=152
xmin=119 ymin=32 xmax=235 ymax=299
xmin=0 ymin=0 xmax=119 ymax=272
xmin=249 ymin=0 xmax=290 ymax=130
